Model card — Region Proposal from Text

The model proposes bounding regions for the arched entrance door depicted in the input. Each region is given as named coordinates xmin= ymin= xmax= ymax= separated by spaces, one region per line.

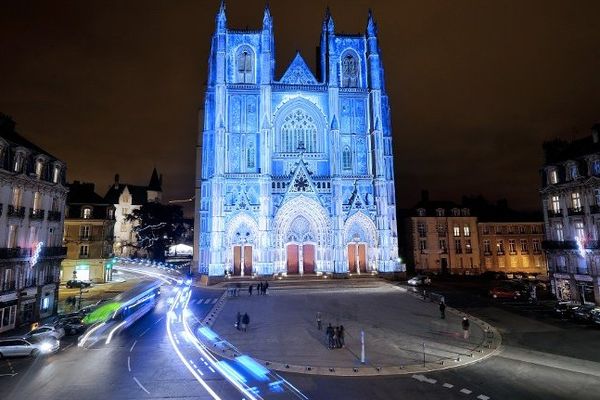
xmin=232 ymin=245 xmax=253 ymax=276
xmin=286 ymin=244 xmax=299 ymax=274
xmin=286 ymin=243 xmax=316 ymax=275
xmin=347 ymin=242 xmax=367 ymax=273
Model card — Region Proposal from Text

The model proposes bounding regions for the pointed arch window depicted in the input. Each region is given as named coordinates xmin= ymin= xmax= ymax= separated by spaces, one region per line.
xmin=341 ymin=53 xmax=359 ymax=88
xmin=280 ymin=109 xmax=318 ymax=153
xmin=342 ymin=146 xmax=352 ymax=170
xmin=247 ymin=143 xmax=255 ymax=169
xmin=236 ymin=47 xmax=255 ymax=84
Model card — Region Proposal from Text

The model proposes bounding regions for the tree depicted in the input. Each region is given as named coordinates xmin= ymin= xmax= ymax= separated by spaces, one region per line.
xmin=126 ymin=202 xmax=186 ymax=262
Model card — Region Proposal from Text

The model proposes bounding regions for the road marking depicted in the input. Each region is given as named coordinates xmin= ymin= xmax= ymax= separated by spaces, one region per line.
xmin=154 ymin=316 xmax=164 ymax=325
xmin=195 ymin=298 xmax=204 ymax=304
xmin=211 ymin=298 xmax=218 ymax=304
xmin=127 ymin=356 xmax=131 ymax=372
xmin=139 ymin=327 xmax=150 ymax=337
xmin=62 ymin=343 xmax=74 ymax=351
xmin=460 ymin=389 xmax=473 ymax=394
xmin=477 ymin=395 xmax=490 ymax=400
xmin=0 ymin=373 xmax=18 ymax=377
xmin=208 ymin=366 xmax=216 ymax=373
xmin=130 ymin=340 xmax=137 ymax=352
xmin=411 ymin=374 xmax=436 ymax=384
xmin=133 ymin=376 xmax=150 ymax=394
xmin=443 ymin=383 xmax=454 ymax=388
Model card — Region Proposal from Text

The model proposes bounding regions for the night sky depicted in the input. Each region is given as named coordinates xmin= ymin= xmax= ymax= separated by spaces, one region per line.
xmin=2 ymin=0 xmax=600 ymax=215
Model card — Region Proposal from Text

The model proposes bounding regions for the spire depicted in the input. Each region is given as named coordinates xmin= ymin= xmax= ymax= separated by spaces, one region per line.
xmin=216 ymin=0 xmax=227 ymax=30
xmin=148 ymin=167 xmax=162 ymax=191
xmin=325 ymin=7 xmax=334 ymax=33
xmin=263 ymin=3 xmax=272 ymax=27
xmin=367 ymin=9 xmax=377 ymax=36
xmin=331 ymin=115 xmax=339 ymax=130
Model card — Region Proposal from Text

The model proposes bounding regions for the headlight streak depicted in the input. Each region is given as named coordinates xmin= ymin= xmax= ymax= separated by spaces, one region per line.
xmin=78 ymin=322 xmax=106 ymax=347
xmin=106 ymin=320 xmax=127 ymax=345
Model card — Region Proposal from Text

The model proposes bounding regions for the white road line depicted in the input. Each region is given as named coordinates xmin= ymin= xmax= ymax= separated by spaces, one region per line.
xmin=0 ymin=373 xmax=18 ymax=377
xmin=477 ymin=395 xmax=490 ymax=400
xmin=443 ymin=383 xmax=454 ymax=388
xmin=133 ymin=376 xmax=150 ymax=394
xmin=460 ymin=389 xmax=473 ymax=394
xmin=62 ymin=343 xmax=74 ymax=351
xmin=208 ymin=366 xmax=216 ymax=373
xmin=139 ymin=327 xmax=151 ymax=337
xmin=127 ymin=356 xmax=131 ymax=372
xmin=196 ymin=298 xmax=204 ymax=304
xmin=211 ymin=298 xmax=218 ymax=304
xmin=154 ymin=316 xmax=164 ymax=325
xmin=130 ymin=340 xmax=137 ymax=352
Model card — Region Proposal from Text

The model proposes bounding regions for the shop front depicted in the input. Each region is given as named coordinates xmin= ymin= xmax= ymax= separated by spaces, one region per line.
xmin=574 ymin=275 xmax=596 ymax=304
xmin=0 ymin=291 xmax=18 ymax=333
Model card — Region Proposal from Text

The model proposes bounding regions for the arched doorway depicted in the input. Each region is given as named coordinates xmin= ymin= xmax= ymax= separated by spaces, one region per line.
xmin=347 ymin=240 xmax=367 ymax=274
xmin=286 ymin=242 xmax=316 ymax=275
xmin=343 ymin=212 xmax=378 ymax=274
xmin=225 ymin=213 xmax=258 ymax=276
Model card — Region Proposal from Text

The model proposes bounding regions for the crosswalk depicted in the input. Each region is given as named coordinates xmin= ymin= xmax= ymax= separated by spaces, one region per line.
xmin=192 ymin=298 xmax=219 ymax=305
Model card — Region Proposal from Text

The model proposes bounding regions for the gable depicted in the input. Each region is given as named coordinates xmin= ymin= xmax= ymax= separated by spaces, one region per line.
xmin=279 ymin=53 xmax=318 ymax=85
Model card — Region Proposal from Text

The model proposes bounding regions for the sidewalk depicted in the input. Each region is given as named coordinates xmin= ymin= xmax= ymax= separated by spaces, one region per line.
xmin=202 ymin=281 xmax=501 ymax=376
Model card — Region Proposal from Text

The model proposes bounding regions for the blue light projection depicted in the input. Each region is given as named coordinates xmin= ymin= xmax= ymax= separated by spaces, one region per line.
xmin=197 ymin=3 xmax=404 ymax=277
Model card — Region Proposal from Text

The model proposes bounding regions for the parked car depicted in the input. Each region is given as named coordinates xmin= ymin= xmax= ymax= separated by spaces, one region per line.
xmin=25 ymin=325 xmax=65 ymax=340
xmin=489 ymin=285 xmax=522 ymax=300
xmin=66 ymin=280 xmax=91 ymax=289
xmin=590 ymin=308 xmax=600 ymax=326
xmin=0 ymin=336 xmax=60 ymax=358
xmin=407 ymin=275 xmax=432 ymax=286
xmin=553 ymin=301 xmax=578 ymax=319
xmin=571 ymin=304 xmax=597 ymax=323
xmin=57 ymin=316 xmax=87 ymax=335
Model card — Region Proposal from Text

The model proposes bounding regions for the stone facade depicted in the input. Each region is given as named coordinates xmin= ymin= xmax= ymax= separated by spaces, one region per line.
xmin=196 ymin=5 xmax=403 ymax=277
xmin=0 ymin=115 xmax=67 ymax=333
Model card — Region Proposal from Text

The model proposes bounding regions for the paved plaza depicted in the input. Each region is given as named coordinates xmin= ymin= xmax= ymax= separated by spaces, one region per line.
xmin=209 ymin=280 xmax=497 ymax=375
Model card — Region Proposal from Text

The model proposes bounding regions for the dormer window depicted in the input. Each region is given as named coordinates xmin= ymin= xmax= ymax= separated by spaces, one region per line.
xmin=549 ymin=169 xmax=558 ymax=184
xmin=416 ymin=208 xmax=426 ymax=217
xmin=568 ymin=164 xmax=578 ymax=180
xmin=451 ymin=208 xmax=460 ymax=217
xmin=435 ymin=208 xmax=445 ymax=217
xmin=461 ymin=208 xmax=470 ymax=216
xmin=52 ymin=165 xmax=61 ymax=183
xmin=35 ymin=159 xmax=43 ymax=178
xmin=592 ymin=160 xmax=600 ymax=176
xmin=82 ymin=207 xmax=92 ymax=219
xmin=13 ymin=152 xmax=23 ymax=173
xmin=107 ymin=208 xmax=114 ymax=219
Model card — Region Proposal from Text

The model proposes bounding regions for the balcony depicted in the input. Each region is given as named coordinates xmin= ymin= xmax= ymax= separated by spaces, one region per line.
xmin=497 ymin=250 xmax=505 ymax=256
xmin=29 ymin=208 xmax=45 ymax=220
xmin=542 ymin=240 xmax=577 ymax=250
xmin=47 ymin=210 xmax=62 ymax=221
xmin=0 ymin=282 xmax=16 ymax=294
xmin=7 ymin=205 xmax=25 ymax=218
xmin=547 ymin=209 xmax=563 ymax=218
xmin=483 ymin=250 xmax=492 ymax=256
xmin=23 ymin=279 xmax=37 ymax=288
xmin=568 ymin=207 xmax=585 ymax=216
xmin=0 ymin=247 xmax=32 ymax=259
xmin=40 ymin=246 xmax=67 ymax=258
xmin=590 ymin=205 xmax=600 ymax=214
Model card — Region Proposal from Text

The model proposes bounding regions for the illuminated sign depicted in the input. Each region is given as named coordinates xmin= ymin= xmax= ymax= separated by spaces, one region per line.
xmin=30 ymin=241 xmax=44 ymax=268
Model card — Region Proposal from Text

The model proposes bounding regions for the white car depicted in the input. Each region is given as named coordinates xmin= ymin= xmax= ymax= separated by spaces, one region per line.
xmin=0 ymin=336 xmax=60 ymax=358
xmin=407 ymin=275 xmax=432 ymax=286
xmin=26 ymin=325 xmax=65 ymax=340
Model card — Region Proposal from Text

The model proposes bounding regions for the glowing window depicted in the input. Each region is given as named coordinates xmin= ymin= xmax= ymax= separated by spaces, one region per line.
xmin=280 ymin=109 xmax=318 ymax=153
xmin=342 ymin=146 xmax=352 ymax=170
xmin=237 ymin=48 xmax=254 ymax=84
xmin=341 ymin=53 xmax=359 ymax=87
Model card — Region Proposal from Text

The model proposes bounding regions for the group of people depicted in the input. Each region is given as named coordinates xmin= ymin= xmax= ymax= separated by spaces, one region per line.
xmin=235 ymin=311 xmax=250 ymax=332
xmin=248 ymin=281 xmax=269 ymax=296
xmin=439 ymin=300 xmax=470 ymax=340
xmin=316 ymin=312 xmax=345 ymax=349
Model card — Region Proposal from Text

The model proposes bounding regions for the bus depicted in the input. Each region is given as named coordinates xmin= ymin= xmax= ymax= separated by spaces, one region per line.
xmin=79 ymin=280 xmax=162 ymax=347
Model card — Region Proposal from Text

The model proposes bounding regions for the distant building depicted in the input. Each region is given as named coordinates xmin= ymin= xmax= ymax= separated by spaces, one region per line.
xmin=541 ymin=124 xmax=600 ymax=305
xmin=0 ymin=115 xmax=67 ymax=333
xmin=62 ymin=182 xmax=115 ymax=284
xmin=103 ymin=170 xmax=162 ymax=257
xmin=404 ymin=192 xmax=481 ymax=275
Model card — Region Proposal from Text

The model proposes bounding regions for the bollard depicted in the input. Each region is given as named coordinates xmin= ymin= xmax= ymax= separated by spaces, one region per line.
xmin=361 ymin=330 xmax=366 ymax=364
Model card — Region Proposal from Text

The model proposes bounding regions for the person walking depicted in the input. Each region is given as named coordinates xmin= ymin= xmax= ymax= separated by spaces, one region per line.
xmin=248 ymin=284 xmax=253 ymax=296
xmin=339 ymin=325 xmax=345 ymax=348
xmin=264 ymin=281 xmax=269 ymax=295
xmin=439 ymin=301 xmax=446 ymax=319
xmin=236 ymin=311 xmax=241 ymax=330
xmin=241 ymin=313 xmax=250 ymax=332
xmin=258 ymin=282 xmax=263 ymax=295
xmin=333 ymin=327 xmax=339 ymax=349
xmin=316 ymin=312 xmax=322 ymax=330
xmin=462 ymin=317 xmax=470 ymax=340
xmin=326 ymin=323 xmax=334 ymax=349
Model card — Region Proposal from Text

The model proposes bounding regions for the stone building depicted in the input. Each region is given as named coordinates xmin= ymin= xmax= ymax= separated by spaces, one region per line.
xmin=0 ymin=115 xmax=67 ymax=333
xmin=541 ymin=124 xmax=600 ymax=305
xmin=62 ymin=182 xmax=115 ymax=284
xmin=197 ymin=4 xmax=402 ymax=278
xmin=103 ymin=170 xmax=162 ymax=257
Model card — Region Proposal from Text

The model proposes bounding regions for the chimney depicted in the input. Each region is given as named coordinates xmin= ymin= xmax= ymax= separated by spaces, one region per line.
xmin=114 ymin=173 xmax=120 ymax=189
xmin=421 ymin=190 xmax=429 ymax=203
xmin=592 ymin=124 xmax=600 ymax=143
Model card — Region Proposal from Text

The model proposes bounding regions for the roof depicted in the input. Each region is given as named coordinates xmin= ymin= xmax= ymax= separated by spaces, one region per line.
xmin=104 ymin=183 xmax=149 ymax=205
xmin=0 ymin=114 xmax=59 ymax=160
xmin=148 ymin=167 xmax=161 ymax=191
xmin=67 ymin=182 xmax=106 ymax=204
xmin=543 ymin=125 xmax=600 ymax=164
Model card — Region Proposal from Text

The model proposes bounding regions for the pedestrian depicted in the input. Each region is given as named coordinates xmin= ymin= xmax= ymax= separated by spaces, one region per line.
xmin=326 ymin=323 xmax=334 ymax=349
xmin=236 ymin=283 xmax=241 ymax=296
xmin=316 ymin=312 xmax=322 ymax=330
xmin=333 ymin=327 xmax=339 ymax=349
xmin=339 ymin=325 xmax=345 ymax=348
xmin=462 ymin=317 xmax=470 ymax=340
xmin=236 ymin=311 xmax=241 ymax=330
xmin=248 ymin=284 xmax=253 ymax=296
xmin=439 ymin=301 xmax=446 ymax=319
xmin=241 ymin=313 xmax=250 ymax=332
xmin=258 ymin=282 xmax=263 ymax=295
xmin=264 ymin=281 xmax=269 ymax=295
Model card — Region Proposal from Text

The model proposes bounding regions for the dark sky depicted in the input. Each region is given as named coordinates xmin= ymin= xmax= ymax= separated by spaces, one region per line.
xmin=2 ymin=0 xmax=600 ymax=215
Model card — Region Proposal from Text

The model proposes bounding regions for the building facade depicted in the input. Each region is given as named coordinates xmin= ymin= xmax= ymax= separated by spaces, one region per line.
xmin=478 ymin=222 xmax=546 ymax=275
xmin=104 ymin=170 xmax=162 ymax=257
xmin=405 ymin=200 xmax=480 ymax=275
xmin=197 ymin=5 xmax=402 ymax=277
xmin=541 ymin=125 xmax=600 ymax=305
xmin=62 ymin=182 xmax=115 ymax=284
xmin=0 ymin=115 xmax=67 ymax=333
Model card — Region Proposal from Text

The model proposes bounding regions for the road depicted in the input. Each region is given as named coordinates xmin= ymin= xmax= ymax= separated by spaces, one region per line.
xmin=2 ymin=273 xmax=599 ymax=400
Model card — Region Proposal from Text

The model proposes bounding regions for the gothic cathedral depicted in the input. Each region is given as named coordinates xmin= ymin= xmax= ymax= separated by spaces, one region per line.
xmin=196 ymin=3 xmax=403 ymax=278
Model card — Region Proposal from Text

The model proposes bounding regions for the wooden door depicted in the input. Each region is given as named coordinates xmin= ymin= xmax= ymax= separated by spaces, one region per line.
xmin=347 ymin=245 xmax=358 ymax=273
xmin=358 ymin=244 xmax=367 ymax=272
xmin=233 ymin=246 xmax=241 ymax=276
xmin=303 ymin=244 xmax=315 ymax=274
xmin=243 ymin=246 xmax=253 ymax=276
xmin=286 ymin=244 xmax=299 ymax=274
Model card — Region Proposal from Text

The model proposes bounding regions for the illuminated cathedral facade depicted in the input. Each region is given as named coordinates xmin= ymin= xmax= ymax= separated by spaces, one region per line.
xmin=196 ymin=3 xmax=403 ymax=277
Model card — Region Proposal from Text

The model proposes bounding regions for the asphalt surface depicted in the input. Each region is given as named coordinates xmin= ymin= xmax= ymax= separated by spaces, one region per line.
xmin=2 ymin=274 xmax=599 ymax=400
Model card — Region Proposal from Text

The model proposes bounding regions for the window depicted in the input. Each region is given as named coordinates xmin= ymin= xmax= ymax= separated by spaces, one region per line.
xmin=520 ymin=239 xmax=528 ymax=252
xmin=483 ymin=240 xmax=491 ymax=254
xmin=80 ymin=226 xmax=90 ymax=239
xmin=7 ymin=225 xmax=18 ymax=248
xmin=451 ymin=208 xmax=460 ymax=216
xmin=519 ymin=225 xmax=526 ymax=234
xmin=341 ymin=53 xmax=359 ymax=87
xmin=42 ymin=297 xmax=50 ymax=312
xmin=455 ymin=239 xmax=462 ymax=254
xmin=509 ymin=239 xmax=516 ymax=254
xmin=236 ymin=48 xmax=254 ymax=83
xmin=35 ymin=160 xmax=43 ymax=178
xmin=419 ymin=239 xmax=427 ymax=252
xmin=533 ymin=239 xmax=541 ymax=252
xmin=435 ymin=208 xmax=445 ymax=217
xmin=13 ymin=153 xmax=22 ymax=172
xmin=247 ymin=144 xmax=255 ymax=169
xmin=33 ymin=191 xmax=42 ymax=210
xmin=120 ymin=223 xmax=128 ymax=232
xmin=595 ymin=189 xmax=600 ymax=206
xmin=497 ymin=240 xmax=505 ymax=254
xmin=82 ymin=208 xmax=92 ymax=219
xmin=569 ymin=164 xmax=578 ymax=180
xmin=417 ymin=222 xmax=427 ymax=238
xmin=107 ymin=208 xmax=114 ymax=219
xmin=342 ymin=146 xmax=352 ymax=170
xmin=549 ymin=169 xmax=558 ymax=184
xmin=574 ymin=221 xmax=585 ymax=240
xmin=439 ymin=239 xmax=447 ymax=252
xmin=593 ymin=160 xmax=600 ymax=175
xmin=12 ymin=187 xmax=22 ymax=207
xmin=52 ymin=165 xmax=60 ymax=183
xmin=280 ymin=109 xmax=318 ymax=153
xmin=555 ymin=223 xmax=564 ymax=241
xmin=79 ymin=245 xmax=89 ymax=257
xmin=465 ymin=239 xmax=472 ymax=253
xmin=482 ymin=225 xmax=490 ymax=235
xmin=463 ymin=225 xmax=471 ymax=237
xmin=436 ymin=223 xmax=446 ymax=235
xmin=571 ymin=192 xmax=582 ymax=210
xmin=453 ymin=226 xmax=460 ymax=237
xmin=551 ymin=195 xmax=560 ymax=213
xmin=495 ymin=225 xmax=502 ymax=234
